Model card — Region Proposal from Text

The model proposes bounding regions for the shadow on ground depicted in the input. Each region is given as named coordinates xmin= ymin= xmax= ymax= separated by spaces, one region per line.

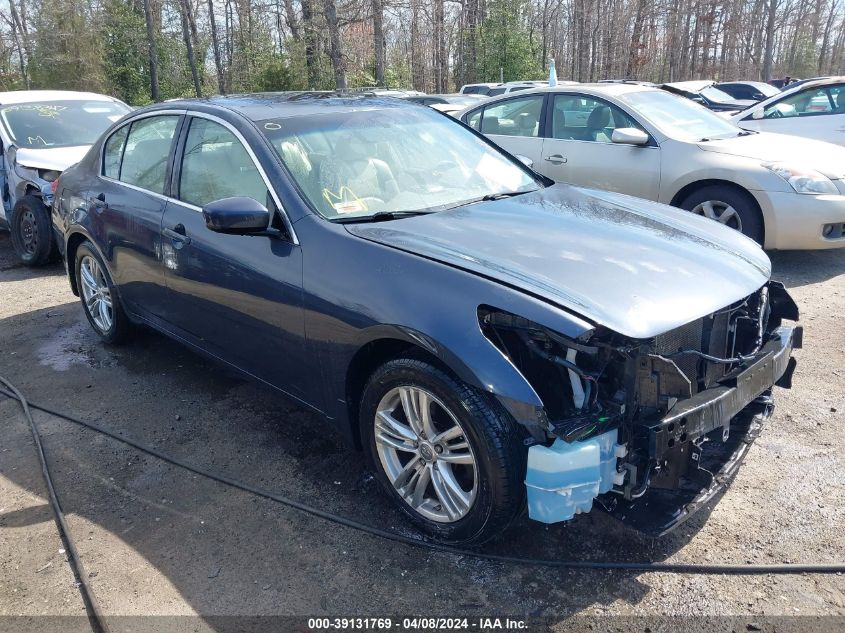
xmin=0 ymin=303 xmax=717 ymax=629
xmin=769 ymin=249 xmax=845 ymax=287
xmin=7 ymin=236 xmax=841 ymax=628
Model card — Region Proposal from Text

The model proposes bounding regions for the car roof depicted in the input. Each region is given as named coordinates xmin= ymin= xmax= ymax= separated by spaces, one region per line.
xmin=718 ymin=80 xmax=772 ymax=89
xmin=148 ymin=91 xmax=427 ymax=121
xmin=784 ymin=75 xmax=845 ymax=90
xmin=0 ymin=90 xmax=119 ymax=105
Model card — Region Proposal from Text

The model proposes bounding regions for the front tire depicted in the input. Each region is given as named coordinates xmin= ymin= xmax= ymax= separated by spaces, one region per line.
xmin=75 ymin=241 xmax=131 ymax=344
xmin=9 ymin=194 xmax=57 ymax=266
xmin=360 ymin=358 xmax=526 ymax=545
xmin=679 ymin=184 xmax=764 ymax=245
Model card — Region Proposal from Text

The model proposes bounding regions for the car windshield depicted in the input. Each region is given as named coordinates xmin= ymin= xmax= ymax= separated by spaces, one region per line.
xmin=0 ymin=100 xmax=130 ymax=149
xmin=259 ymin=106 xmax=539 ymax=221
xmin=699 ymin=85 xmax=737 ymax=103
xmin=620 ymin=90 xmax=744 ymax=142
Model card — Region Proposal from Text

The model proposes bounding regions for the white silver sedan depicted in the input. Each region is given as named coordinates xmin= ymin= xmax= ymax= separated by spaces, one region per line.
xmin=459 ymin=83 xmax=845 ymax=249
xmin=730 ymin=77 xmax=845 ymax=146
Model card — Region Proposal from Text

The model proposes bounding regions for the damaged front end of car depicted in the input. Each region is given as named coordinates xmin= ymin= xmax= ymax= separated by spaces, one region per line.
xmin=479 ymin=280 xmax=801 ymax=536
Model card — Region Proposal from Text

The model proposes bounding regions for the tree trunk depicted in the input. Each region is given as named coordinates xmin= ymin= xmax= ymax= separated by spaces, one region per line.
xmin=463 ymin=0 xmax=479 ymax=84
xmin=7 ymin=0 xmax=32 ymax=88
xmin=323 ymin=0 xmax=347 ymax=89
xmin=178 ymin=0 xmax=202 ymax=97
xmin=207 ymin=0 xmax=226 ymax=93
xmin=142 ymin=0 xmax=160 ymax=101
xmin=373 ymin=0 xmax=385 ymax=85
xmin=762 ymin=0 xmax=778 ymax=81
xmin=434 ymin=0 xmax=446 ymax=91
xmin=302 ymin=0 xmax=319 ymax=88
xmin=625 ymin=0 xmax=647 ymax=78
xmin=283 ymin=0 xmax=300 ymax=40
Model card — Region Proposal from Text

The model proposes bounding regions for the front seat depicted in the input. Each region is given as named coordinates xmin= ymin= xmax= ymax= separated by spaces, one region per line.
xmin=836 ymin=90 xmax=845 ymax=113
xmin=317 ymin=133 xmax=399 ymax=214
xmin=481 ymin=114 xmax=501 ymax=134
xmin=585 ymin=106 xmax=611 ymax=142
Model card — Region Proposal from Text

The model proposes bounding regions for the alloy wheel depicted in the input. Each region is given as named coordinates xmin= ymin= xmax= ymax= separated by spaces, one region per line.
xmin=79 ymin=255 xmax=113 ymax=333
xmin=374 ymin=385 xmax=478 ymax=523
xmin=691 ymin=199 xmax=743 ymax=232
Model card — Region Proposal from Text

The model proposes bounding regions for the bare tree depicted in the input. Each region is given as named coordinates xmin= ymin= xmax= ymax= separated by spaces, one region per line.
xmin=323 ymin=0 xmax=347 ymax=88
xmin=142 ymin=0 xmax=160 ymax=100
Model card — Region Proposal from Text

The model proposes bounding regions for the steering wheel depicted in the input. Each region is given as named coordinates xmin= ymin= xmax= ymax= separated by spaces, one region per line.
xmin=767 ymin=109 xmax=783 ymax=119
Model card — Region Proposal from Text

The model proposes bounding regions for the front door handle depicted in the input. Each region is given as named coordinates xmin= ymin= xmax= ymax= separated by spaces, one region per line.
xmin=163 ymin=224 xmax=191 ymax=246
xmin=544 ymin=154 xmax=567 ymax=164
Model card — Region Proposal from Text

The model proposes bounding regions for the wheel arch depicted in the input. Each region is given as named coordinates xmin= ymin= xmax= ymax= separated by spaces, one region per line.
xmin=669 ymin=178 xmax=766 ymax=244
xmin=342 ymin=320 xmax=549 ymax=450
xmin=345 ymin=337 xmax=452 ymax=449
xmin=65 ymin=229 xmax=108 ymax=297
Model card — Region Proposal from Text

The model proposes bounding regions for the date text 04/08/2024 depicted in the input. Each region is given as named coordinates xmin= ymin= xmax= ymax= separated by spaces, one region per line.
xmin=306 ymin=617 xmax=528 ymax=630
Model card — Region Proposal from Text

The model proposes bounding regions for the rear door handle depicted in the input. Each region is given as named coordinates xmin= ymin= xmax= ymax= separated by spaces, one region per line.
xmin=544 ymin=154 xmax=567 ymax=164
xmin=163 ymin=224 xmax=191 ymax=246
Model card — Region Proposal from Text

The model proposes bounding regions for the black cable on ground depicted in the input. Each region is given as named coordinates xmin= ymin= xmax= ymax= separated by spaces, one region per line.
xmin=0 ymin=376 xmax=110 ymax=633
xmin=3 ymin=377 xmax=845 ymax=576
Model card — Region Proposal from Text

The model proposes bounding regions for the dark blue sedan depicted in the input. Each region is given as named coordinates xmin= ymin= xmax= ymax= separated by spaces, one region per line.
xmin=53 ymin=93 xmax=800 ymax=543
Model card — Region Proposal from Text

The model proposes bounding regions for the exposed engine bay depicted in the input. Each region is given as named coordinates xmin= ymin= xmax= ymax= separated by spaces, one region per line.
xmin=479 ymin=280 xmax=801 ymax=534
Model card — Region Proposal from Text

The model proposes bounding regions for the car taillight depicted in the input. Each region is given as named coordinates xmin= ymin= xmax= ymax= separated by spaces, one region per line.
xmin=50 ymin=178 xmax=60 ymax=195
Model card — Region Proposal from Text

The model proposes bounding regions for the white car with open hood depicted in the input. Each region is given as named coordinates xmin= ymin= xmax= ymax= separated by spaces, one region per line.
xmin=0 ymin=90 xmax=131 ymax=265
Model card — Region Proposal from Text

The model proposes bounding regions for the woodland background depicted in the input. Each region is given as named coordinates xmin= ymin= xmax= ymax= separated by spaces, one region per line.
xmin=1 ymin=0 xmax=844 ymax=103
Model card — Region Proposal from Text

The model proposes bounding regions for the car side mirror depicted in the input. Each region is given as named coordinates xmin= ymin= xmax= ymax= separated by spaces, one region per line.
xmin=751 ymin=109 xmax=764 ymax=120
xmin=611 ymin=128 xmax=649 ymax=146
xmin=514 ymin=154 xmax=535 ymax=169
xmin=203 ymin=197 xmax=270 ymax=234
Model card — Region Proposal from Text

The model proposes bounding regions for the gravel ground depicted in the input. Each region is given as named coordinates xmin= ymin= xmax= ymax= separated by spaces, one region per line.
xmin=0 ymin=230 xmax=844 ymax=632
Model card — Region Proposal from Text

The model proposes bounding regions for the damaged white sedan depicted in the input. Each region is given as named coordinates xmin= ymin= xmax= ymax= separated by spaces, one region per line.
xmin=0 ymin=90 xmax=130 ymax=265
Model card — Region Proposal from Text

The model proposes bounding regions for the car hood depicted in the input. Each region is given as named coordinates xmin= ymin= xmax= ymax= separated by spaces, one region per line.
xmin=697 ymin=132 xmax=845 ymax=179
xmin=13 ymin=145 xmax=90 ymax=172
xmin=346 ymin=185 xmax=771 ymax=339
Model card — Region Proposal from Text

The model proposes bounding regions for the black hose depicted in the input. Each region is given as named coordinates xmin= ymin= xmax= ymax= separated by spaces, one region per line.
xmin=0 ymin=377 xmax=110 ymax=633
xmin=3 ymin=379 xmax=845 ymax=575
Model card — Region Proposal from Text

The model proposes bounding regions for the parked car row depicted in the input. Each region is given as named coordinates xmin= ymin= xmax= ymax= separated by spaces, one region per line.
xmin=457 ymin=82 xmax=845 ymax=249
xmin=51 ymin=92 xmax=801 ymax=544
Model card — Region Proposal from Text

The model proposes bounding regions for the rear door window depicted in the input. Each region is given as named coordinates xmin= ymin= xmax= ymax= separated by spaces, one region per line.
xmin=479 ymin=95 xmax=544 ymax=137
xmin=119 ymin=116 xmax=180 ymax=194
xmin=102 ymin=126 xmax=129 ymax=179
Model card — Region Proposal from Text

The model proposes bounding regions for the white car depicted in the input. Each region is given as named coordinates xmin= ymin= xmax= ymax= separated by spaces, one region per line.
xmin=0 ymin=90 xmax=131 ymax=265
xmin=731 ymin=77 xmax=845 ymax=146
xmin=458 ymin=83 xmax=845 ymax=249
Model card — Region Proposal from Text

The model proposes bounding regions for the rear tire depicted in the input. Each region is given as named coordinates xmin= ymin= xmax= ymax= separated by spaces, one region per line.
xmin=360 ymin=357 xmax=526 ymax=545
xmin=679 ymin=184 xmax=764 ymax=245
xmin=75 ymin=241 xmax=132 ymax=344
xmin=9 ymin=194 xmax=57 ymax=266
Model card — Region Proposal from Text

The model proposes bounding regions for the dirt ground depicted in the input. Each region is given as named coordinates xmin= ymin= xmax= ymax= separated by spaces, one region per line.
xmin=1 ymin=229 xmax=844 ymax=632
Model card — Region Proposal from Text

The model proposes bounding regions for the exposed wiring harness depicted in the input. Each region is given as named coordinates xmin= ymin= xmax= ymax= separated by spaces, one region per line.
xmin=3 ymin=368 xmax=845 ymax=628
